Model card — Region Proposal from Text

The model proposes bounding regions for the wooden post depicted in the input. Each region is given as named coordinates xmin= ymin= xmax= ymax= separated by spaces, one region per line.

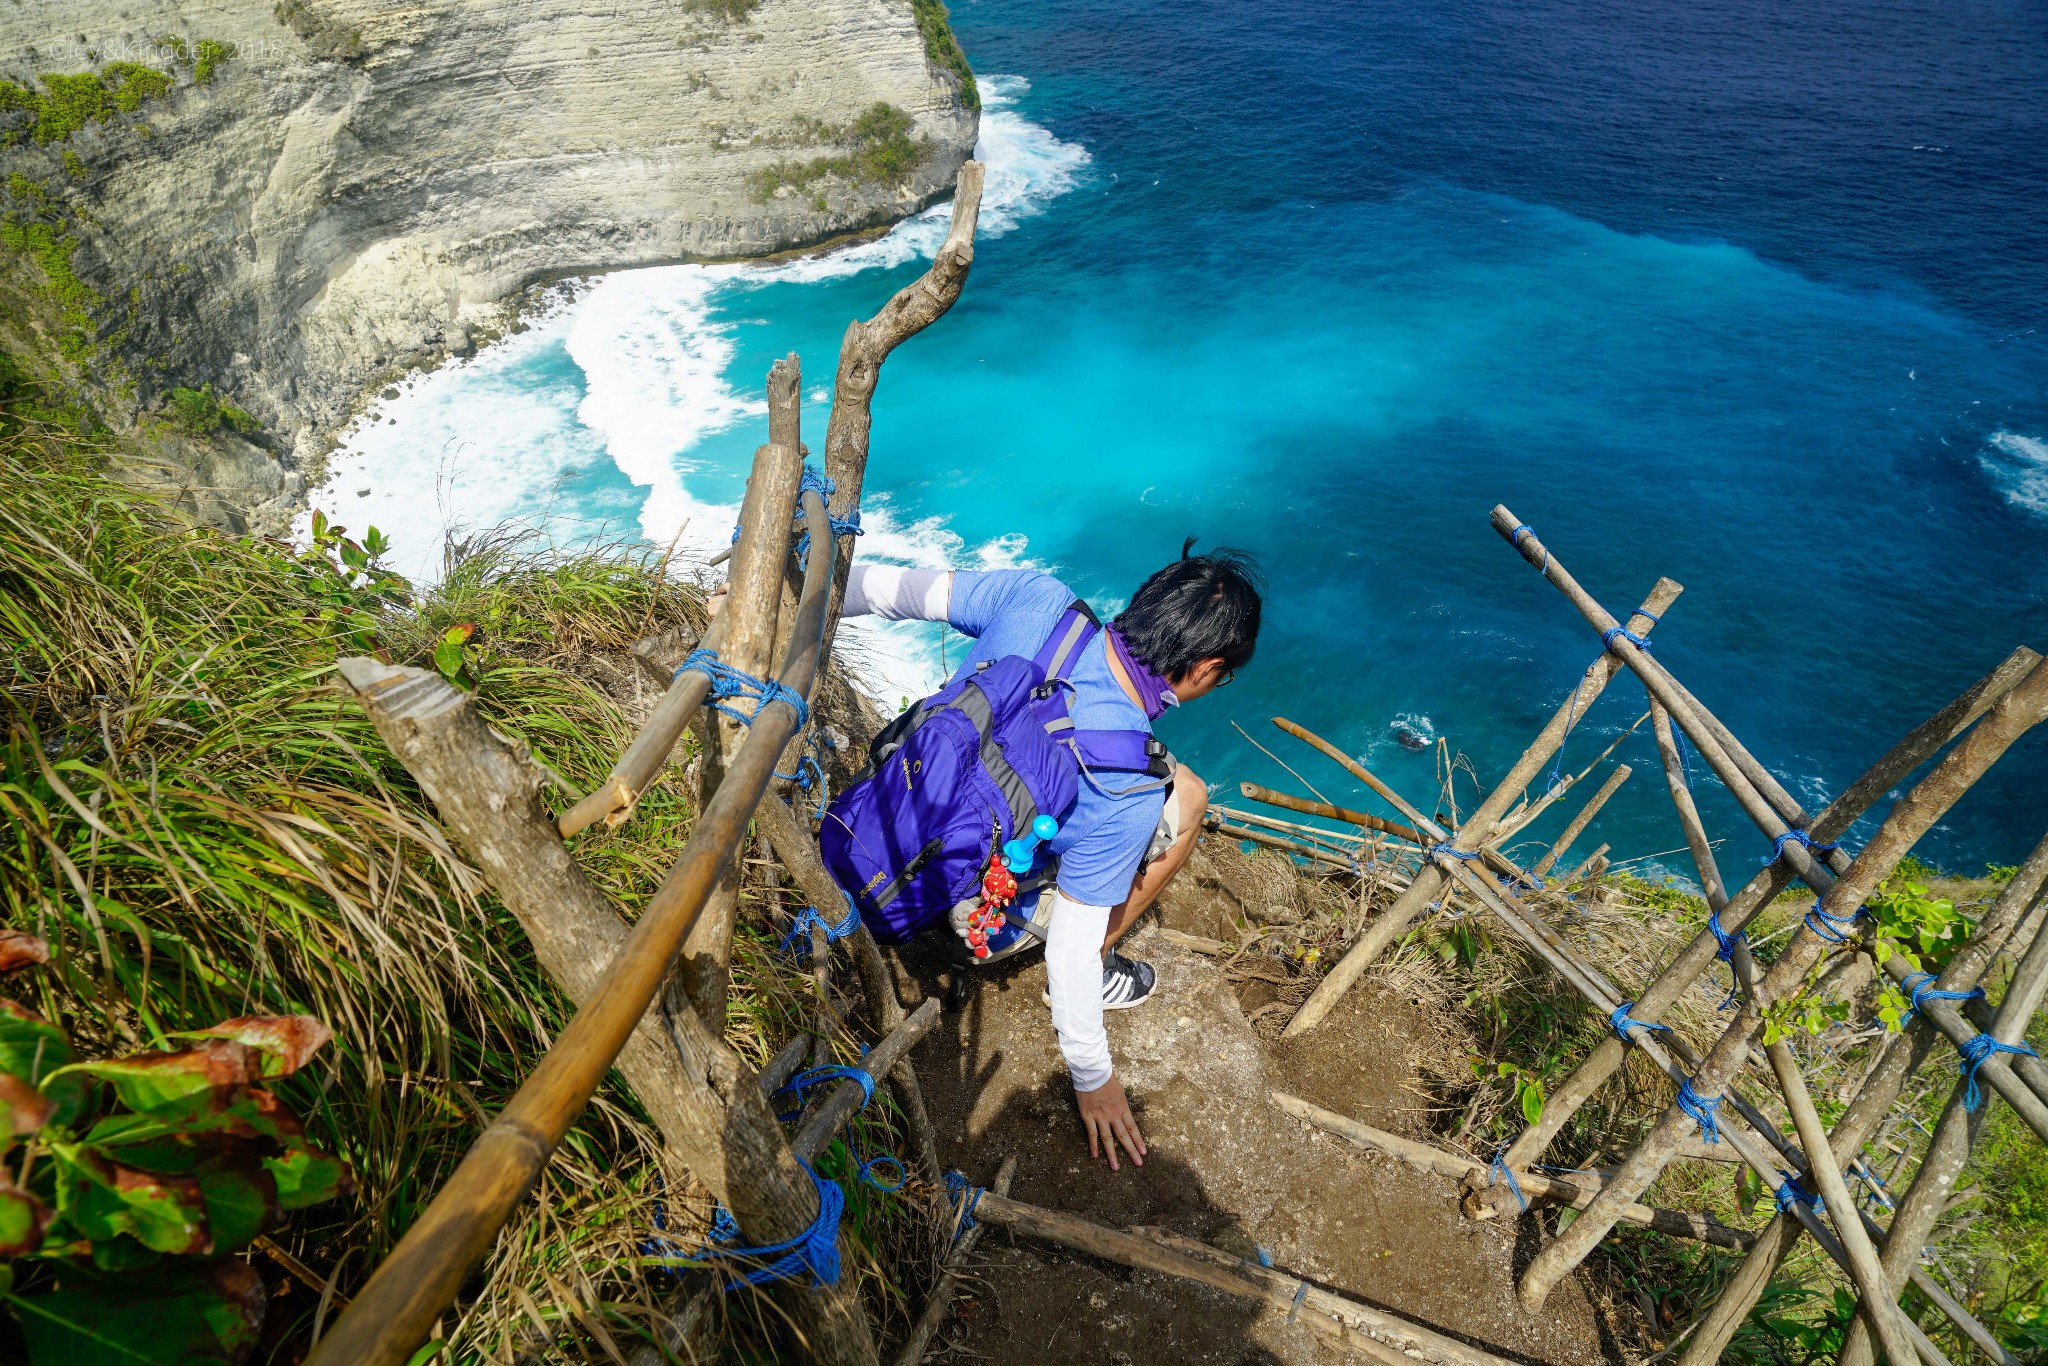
xmin=1529 ymin=764 xmax=1631 ymax=879
xmin=1281 ymin=580 xmax=1682 ymax=1037
xmin=679 ymin=439 xmax=806 ymax=1030
xmin=1837 ymin=832 xmax=2048 ymax=1366
xmin=965 ymin=1190 xmax=1509 ymax=1366
xmin=1236 ymin=782 xmax=1427 ymax=845
xmin=323 ymin=649 xmax=877 ymax=1364
xmin=1491 ymin=511 xmax=1846 ymax=902
xmin=791 ymin=999 xmax=941 ymax=1160
xmin=1683 ymin=832 xmax=2048 ymax=1364
xmin=893 ymin=1156 xmax=1018 ymax=1366
xmin=819 ymin=162 xmax=985 ymax=665
xmin=1515 ymin=655 xmax=2048 ymax=1310
xmin=557 ymin=610 xmax=730 ymax=838
xmin=1484 ymin=609 xmax=2042 ymax=1180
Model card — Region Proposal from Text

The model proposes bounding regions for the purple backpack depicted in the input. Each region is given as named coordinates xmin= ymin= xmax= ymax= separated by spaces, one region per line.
xmin=819 ymin=601 xmax=1172 ymax=949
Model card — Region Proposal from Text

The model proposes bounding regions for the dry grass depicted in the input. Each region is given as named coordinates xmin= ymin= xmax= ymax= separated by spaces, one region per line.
xmin=0 ymin=420 xmax=937 ymax=1362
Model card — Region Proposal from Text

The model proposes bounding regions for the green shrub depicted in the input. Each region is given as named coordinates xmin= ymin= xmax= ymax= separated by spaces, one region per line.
xmin=164 ymin=383 xmax=262 ymax=437
xmin=911 ymin=0 xmax=978 ymax=109
xmin=746 ymin=101 xmax=929 ymax=202
xmin=192 ymin=39 xmax=237 ymax=86
xmin=0 ymin=61 xmax=176 ymax=146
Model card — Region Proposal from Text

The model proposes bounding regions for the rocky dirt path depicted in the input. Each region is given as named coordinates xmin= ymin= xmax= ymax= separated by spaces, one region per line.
xmin=901 ymin=878 xmax=1621 ymax=1365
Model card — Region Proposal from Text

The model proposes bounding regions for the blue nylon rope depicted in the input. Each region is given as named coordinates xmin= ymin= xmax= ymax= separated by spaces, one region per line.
xmin=791 ymin=465 xmax=864 ymax=571
xmin=772 ymin=1063 xmax=877 ymax=1121
xmin=778 ymin=890 xmax=862 ymax=959
xmin=1958 ymin=1033 xmax=2040 ymax=1112
xmin=1609 ymin=1000 xmax=1674 ymax=1045
xmin=643 ymin=1161 xmax=846 ymax=1288
xmin=1850 ymin=1159 xmax=1895 ymax=1211
xmin=1706 ymin=911 xmax=1743 ymax=1010
xmin=1762 ymin=828 xmax=1840 ymax=867
xmin=678 ymin=647 xmax=810 ymax=729
xmin=1677 ymin=1079 xmax=1722 ymax=1144
xmin=1488 ymin=1148 xmax=1529 ymax=1212
xmin=1774 ymin=1171 xmax=1823 ymax=1216
xmin=1601 ymin=625 xmax=1653 ymax=652
xmin=1898 ymin=970 xmax=1986 ymax=1024
xmin=943 ymin=1170 xmax=985 ymax=1244
xmin=1803 ymin=901 xmax=1864 ymax=945
xmin=1671 ymin=724 xmax=1694 ymax=791
xmin=1429 ymin=842 xmax=1483 ymax=863
xmin=1509 ymin=523 xmax=1548 ymax=573
xmin=858 ymin=1154 xmax=907 ymax=1192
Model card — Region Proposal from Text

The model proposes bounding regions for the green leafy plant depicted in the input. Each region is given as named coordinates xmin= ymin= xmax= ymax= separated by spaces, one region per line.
xmin=910 ymin=0 xmax=978 ymax=109
xmin=0 ymin=936 xmax=347 ymax=1363
xmin=1474 ymin=1058 xmax=1545 ymax=1125
xmin=433 ymin=621 xmax=479 ymax=690
xmin=745 ymin=102 xmax=930 ymax=202
xmin=300 ymin=510 xmax=412 ymax=653
xmin=192 ymin=41 xmax=238 ymax=87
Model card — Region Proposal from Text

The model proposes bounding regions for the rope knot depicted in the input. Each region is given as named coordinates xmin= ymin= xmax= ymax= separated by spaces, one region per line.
xmin=1706 ymin=910 xmax=1743 ymax=1010
xmin=1958 ymin=1032 xmax=2039 ymax=1112
xmin=1609 ymin=1001 xmax=1674 ymax=1045
xmin=1600 ymin=626 xmax=1652 ymax=652
xmin=778 ymin=891 xmax=862 ymax=959
xmin=1677 ymin=1078 xmax=1722 ymax=1143
xmin=1898 ymin=970 xmax=1986 ymax=1024
xmin=1774 ymin=1171 xmax=1823 ymax=1215
xmin=1762 ymin=828 xmax=1840 ymax=867
xmin=1488 ymin=1148 xmax=1529 ymax=1212
xmin=678 ymin=647 xmax=810 ymax=729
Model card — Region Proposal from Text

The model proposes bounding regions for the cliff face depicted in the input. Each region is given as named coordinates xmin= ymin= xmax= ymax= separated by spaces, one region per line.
xmin=0 ymin=0 xmax=977 ymax=532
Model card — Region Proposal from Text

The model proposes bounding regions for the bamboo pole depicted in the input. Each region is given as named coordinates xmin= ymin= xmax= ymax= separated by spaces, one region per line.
xmin=818 ymin=161 xmax=984 ymax=667
xmin=1515 ymin=653 xmax=2048 ymax=1310
xmin=1209 ymin=803 xmax=1371 ymax=851
xmin=309 ymin=491 xmax=861 ymax=1366
xmin=1281 ymin=579 xmax=1682 ymax=1037
xmin=1207 ymin=816 xmax=1368 ymax=872
xmin=1485 ymin=617 xmax=2043 ymax=1179
xmin=1529 ymin=763 xmax=1631 ymax=879
xmin=1266 ymin=676 xmax=1977 ymax=1360
xmin=1564 ymin=845 xmax=1608 ymax=883
xmin=893 ymin=1156 xmax=1018 ymax=1366
xmin=792 ymin=999 xmax=941 ymax=1160
xmin=1837 ymin=834 xmax=2048 ymax=1366
xmin=1134 ymin=1228 xmax=1518 ymax=1366
xmin=558 ymin=609 xmax=730 ymax=838
xmin=1271 ymin=1093 xmax=1753 ymax=1250
xmin=1485 ymin=688 xmax=1912 ymax=1352
xmin=1490 ymin=511 xmax=1843 ymax=903
xmin=1682 ymin=835 xmax=2048 ymax=1365
xmin=964 ymin=1190 xmax=1504 ymax=1366
xmin=1237 ymin=782 xmax=1427 ymax=845
xmin=678 ymin=437 xmax=807 ymax=1030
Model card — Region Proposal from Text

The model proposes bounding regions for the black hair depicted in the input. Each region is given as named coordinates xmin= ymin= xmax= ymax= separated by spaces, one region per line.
xmin=1111 ymin=537 xmax=1264 ymax=681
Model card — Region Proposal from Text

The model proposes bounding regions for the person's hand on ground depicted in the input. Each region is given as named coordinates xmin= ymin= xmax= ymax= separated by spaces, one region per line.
xmin=1076 ymin=1074 xmax=1146 ymax=1170
xmin=706 ymin=584 xmax=728 ymax=618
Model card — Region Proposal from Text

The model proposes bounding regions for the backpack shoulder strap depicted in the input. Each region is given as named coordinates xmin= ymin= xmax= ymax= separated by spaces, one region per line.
xmin=1030 ymin=599 xmax=1100 ymax=683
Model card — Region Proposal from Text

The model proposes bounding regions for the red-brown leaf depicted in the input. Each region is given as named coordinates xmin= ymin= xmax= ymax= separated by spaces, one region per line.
xmin=0 ymin=931 xmax=50 ymax=974
xmin=174 ymin=1016 xmax=333 ymax=1078
xmin=0 ymin=1072 xmax=54 ymax=1136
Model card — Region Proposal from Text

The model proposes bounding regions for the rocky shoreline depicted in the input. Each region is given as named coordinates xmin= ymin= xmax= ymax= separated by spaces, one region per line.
xmin=0 ymin=0 xmax=978 ymax=534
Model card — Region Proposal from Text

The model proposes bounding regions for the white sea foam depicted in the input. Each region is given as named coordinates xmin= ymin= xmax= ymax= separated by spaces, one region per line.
xmin=309 ymin=75 xmax=1088 ymax=696
xmin=1981 ymin=431 xmax=2048 ymax=517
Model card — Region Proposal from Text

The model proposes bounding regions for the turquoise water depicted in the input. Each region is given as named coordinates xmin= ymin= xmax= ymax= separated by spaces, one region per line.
xmin=314 ymin=5 xmax=2048 ymax=871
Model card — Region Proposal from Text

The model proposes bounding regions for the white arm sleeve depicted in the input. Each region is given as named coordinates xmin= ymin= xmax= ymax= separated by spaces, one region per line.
xmin=1043 ymin=890 xmax=1113 ymax=1093
xmin=841 ymin=564 xmax=951 ymax=621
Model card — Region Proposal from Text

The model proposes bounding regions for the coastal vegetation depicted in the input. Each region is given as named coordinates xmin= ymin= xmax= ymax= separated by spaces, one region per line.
xmin=911 ymin=0 xmax=978 ymax=110
xmin=747 ymin=101 xmax=928 ymax=203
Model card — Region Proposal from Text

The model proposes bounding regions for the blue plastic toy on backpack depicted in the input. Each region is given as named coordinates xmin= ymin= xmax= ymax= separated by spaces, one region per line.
xmin=819 ymin=600 xmax=1172 ymax=957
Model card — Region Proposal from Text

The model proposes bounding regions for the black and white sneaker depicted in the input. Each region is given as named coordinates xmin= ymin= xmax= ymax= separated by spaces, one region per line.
xmin=1101 ymin=951 xmax=1157 ymax=1009
xmin=1045 ymin=951 xmax=1159 ymax=1010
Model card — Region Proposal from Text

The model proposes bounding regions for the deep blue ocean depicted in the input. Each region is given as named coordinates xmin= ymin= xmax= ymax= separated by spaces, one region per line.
xmin=315 ymin=0 xmax=2048 ymax=873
